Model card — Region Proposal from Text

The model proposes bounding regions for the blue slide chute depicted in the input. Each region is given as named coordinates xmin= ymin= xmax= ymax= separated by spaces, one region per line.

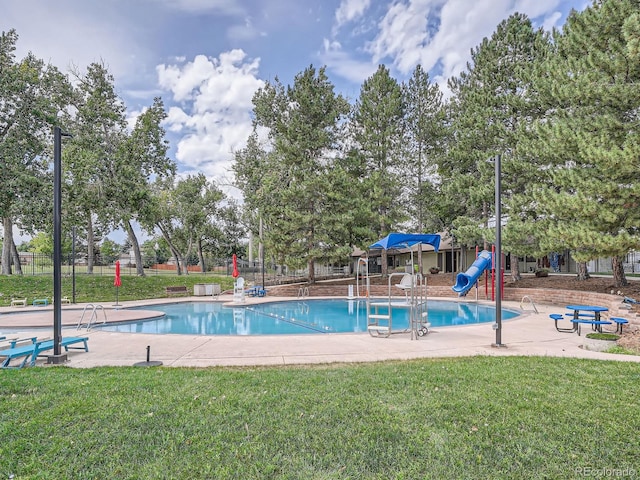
xmin=452 ymin=250 xmax=492 ymax=296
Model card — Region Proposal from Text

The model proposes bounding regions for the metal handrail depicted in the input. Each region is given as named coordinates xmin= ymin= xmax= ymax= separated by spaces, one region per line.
xmin=76 ymin=303 xmax=108 ymax=330
xmin=520 ymin=295 xmax=539 ymax=313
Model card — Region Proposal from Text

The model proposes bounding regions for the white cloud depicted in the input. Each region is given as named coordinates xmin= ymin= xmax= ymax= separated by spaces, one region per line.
xmin=157 ymin=55 xmax=216 ymax=102
xmin=514 ymin=0 xmax=562 ymax=20
xmin=362 ymin=0 xmax=569 ymax=93
xmin=156 ymin=49 xmax=264 ymax=183
xmin=335 ymin=0 xmax=372 ymax=28
xmin=320 ymin=39 xmax=378 ymax=87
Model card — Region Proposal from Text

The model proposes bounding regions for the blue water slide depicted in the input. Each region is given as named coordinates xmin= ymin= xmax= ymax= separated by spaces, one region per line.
xmin=451 ymin=250 xmax=492 ymax=296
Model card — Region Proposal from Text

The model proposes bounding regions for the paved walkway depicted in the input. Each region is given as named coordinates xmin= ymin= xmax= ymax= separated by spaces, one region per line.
xmin=1 ymin=296 xmax=638 ymax=368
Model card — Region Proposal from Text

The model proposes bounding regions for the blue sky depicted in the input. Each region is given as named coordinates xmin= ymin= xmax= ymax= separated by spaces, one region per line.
xmin=3 ymin=0 xmax=588 ymax=243
xmin=4 ymin=0 xmax=589 ymax=184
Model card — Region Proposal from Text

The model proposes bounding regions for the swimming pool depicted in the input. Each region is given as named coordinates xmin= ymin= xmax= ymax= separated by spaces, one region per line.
xmin=97 ymin=299 xmax=520 ymax=336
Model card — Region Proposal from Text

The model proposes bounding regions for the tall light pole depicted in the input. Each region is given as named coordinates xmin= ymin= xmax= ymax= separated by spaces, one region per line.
xmin=50 ymin=126 xmax=72 ymax=364
xmin=493 ymin=154 xmax=506 ymax=348
xmin=72 ymin=226 xmax=76 ymax=304
xmin=259 ymin=217 xmax=265 ymax=288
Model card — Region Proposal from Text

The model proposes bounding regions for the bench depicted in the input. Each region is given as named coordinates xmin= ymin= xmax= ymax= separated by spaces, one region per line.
xmin=32 ymin=298 xmax=49 ymax=306
xmin=610 ymin=317 xmax=629 ymax=334
xmin=10 ymin=298 xmax=27 ymax=307
xmin=0 ymin=336 xmax=89 ymax=369
xmin=570 ymin=319 xmax=612 ymax=336
xmin=550 ymin=314 xmax=576 ymax=333
xmin=165 ymin=286 xmax=189 ymax=297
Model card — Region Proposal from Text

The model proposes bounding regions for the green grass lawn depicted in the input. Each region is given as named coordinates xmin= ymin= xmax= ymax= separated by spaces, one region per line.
xmin=1 ymin=273 xmax=639 ymax=478
xmin=0 ymin=273 xmax=235 ymax=306
xmin=1 ymin=357 xmax=639 ymax=479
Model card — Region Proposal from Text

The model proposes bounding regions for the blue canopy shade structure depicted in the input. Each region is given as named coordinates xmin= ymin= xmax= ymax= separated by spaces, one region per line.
xmin=369 ymin=232 xmax=441 ymax=252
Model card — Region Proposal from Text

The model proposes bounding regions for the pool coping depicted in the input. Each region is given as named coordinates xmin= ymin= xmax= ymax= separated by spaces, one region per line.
xmin=2 ymin=295 xmax=639 ymax=368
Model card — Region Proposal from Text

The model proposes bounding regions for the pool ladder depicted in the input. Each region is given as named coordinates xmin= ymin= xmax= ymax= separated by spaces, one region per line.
xmin=297 ymin=287 xmax=310 ymax=299
xmin=76 ymin=303 xmax=108 ymax=330
xmin=520 ymin=295 xmax=539 ymax=313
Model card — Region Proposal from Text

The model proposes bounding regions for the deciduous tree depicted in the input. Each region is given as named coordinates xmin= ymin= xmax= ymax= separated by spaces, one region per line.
xmin=0 ymin=29 xmax=70 ymax=274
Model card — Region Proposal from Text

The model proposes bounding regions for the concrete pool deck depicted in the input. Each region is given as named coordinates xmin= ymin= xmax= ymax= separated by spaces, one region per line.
xmin=1 ymin=296 xmax=639 ymax=368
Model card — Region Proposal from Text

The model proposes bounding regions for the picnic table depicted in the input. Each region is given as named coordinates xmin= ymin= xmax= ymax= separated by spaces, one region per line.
xmin=246 ymin=286 xmax=266 ymax=297
xmin=566 ymin=305 xmax=610 ymax=334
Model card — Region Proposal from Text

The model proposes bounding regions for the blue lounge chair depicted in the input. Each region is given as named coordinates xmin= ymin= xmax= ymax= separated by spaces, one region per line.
xmin=0 ymin=336 xmax=89 ymax=369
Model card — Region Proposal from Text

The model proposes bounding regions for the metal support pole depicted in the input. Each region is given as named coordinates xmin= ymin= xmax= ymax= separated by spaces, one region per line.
xmin=260 ymin=217 xmax=265 ymax=288
xmin=72 ymin=226 xmax=76 ymax=304
xmin=494 ymin=154 xmax=506 ymax=348
xmin=50 ymin=126 xmax=71 ymax=363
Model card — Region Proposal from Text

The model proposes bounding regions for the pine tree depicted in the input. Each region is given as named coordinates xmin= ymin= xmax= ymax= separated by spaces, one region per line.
xmin=444 ymin=13 xmax=550 ymax=279
xmin=249 ymin=66 xmax=351 ymax=282
xmin=401 ymin=65 xmax=446 ymax=233
xmin=348 ymin=65 xmax=405 ymax=276
xmin=522 ymin=0 xmax=640 ymax=285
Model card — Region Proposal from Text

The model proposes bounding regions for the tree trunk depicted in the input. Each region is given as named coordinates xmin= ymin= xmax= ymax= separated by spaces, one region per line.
xmin=381 ymin=250 xmax=388 ymax=277
xmin=197 ymin=239 xmax=206 ymax=273
xmin=86 ymin=216 xmax=94 ymax=274
xmin=308 ymin=257 xmax=315 ymax=284
xmin=2 ymin=217 xmax=13 ymax=275
xmin=181 ymin=256 xmax=190 ymax=276
xmin=611 ymin=255 xmax=628 ymax=288
xmin=125 ymin=220 xmax=145 ymax=276
xmin=576 ymin=261 xmax=590 ymax=280
xmin=180 ymin=240 xmax=193 ymax=276
xmin=510 ymin=253 xmax=521 ymax=281
xmin=10 ymin=237 xmax=23 ymax=275
xmin=171 ymin=246 xmax=183 ymax=275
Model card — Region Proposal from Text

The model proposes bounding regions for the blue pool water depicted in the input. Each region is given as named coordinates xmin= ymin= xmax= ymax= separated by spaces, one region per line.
xmin=97 ymin=299 xmax=519 ymax=336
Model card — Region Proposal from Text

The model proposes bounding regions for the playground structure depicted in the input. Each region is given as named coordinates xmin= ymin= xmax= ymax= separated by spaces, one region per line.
xmin=363 ymin=233 xmax=441 ymax=340
xmin=452 ymin=246 xmax=504 ymax=300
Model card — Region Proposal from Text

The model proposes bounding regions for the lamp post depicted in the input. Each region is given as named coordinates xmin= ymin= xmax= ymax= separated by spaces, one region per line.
xmin=493 ymin=154 xmax=506 ymax=348
xmin=259 ymin=217 xmax=265 ymax=288
xmin=72 ymin=226 xmax=76 ymax=304
xmin=50 ymin=126 xmax=72 ymax=364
